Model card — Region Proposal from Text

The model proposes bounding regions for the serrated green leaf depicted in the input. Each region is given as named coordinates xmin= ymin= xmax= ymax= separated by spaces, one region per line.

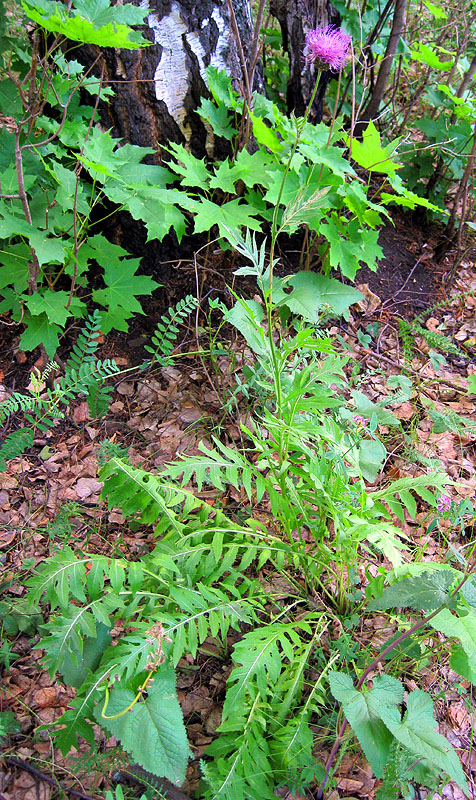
xmin=89 ymin=240 xmax=159 ymax=334
xmin=378 ymin=690 xmax=467 ymax=790
xmin=96 ymin=664 xmax=191 ymax=784
xmin=273 ymin=272 xmax=363 ymax=322
xmin=25 ymin=291 xmax=74 ymax=327
xmin=20 ymin=313 xmax=60 ymax=357
xmin=166 ymin=143 xmax=210 ymax=189
xmin=250 ymin=112 xmax=284 ymax=154
xmin=347 ymin=122 xmax=401 ymax=175
xmin=450 ymin=644 xmax=476 ymax=684
xmin=23 ymin=0 xmax=150 ymax=48
xmin=430 ymin=608 xmax=476 ymax=662
xmin=369 ymin=571 xmax=454 ymax=611
xmin=329 ymin=672 xmax=403 ymax=778
xmin=192 ymin=197 xmax=262 ymax=237
xmin=197 ymin=99 xmax=237 ymax=141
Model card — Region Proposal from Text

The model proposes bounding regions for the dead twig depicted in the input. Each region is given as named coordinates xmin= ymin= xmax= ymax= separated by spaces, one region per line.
xmin=4 ymin=757 xmax=99 ymax=800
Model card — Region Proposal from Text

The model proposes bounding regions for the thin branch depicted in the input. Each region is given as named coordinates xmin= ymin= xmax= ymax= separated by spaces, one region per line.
xmin=5 ymin=757 xmax=99 ymax=800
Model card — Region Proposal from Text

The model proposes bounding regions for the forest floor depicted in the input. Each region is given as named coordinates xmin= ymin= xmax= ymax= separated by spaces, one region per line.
xmin=1 ymin=211 xmax=476 ymax=800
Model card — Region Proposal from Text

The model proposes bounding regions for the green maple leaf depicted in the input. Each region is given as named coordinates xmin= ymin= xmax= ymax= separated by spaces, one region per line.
xmin=320 ymin=219 xmax=360 ymax=280
xmin=50 ymin=162 xmax=90 ymax=214
xmin=119 ymin=188 xmax=187 ymax=243
xmin=0 ymin=243 xmax=30 ymax=292
xmin=197 ymin=98 xmax=237 ymax=141
xmin=166 ymin=143 xmax=210 ymax=189
xmin=20 ymin=313 xmax=60 ymax=356
xmin=273 ymin=272 xmax=363 ymax=322
xmin=232 ymin=148 xmax=274 ymax=189
xmin=298 ymin=142 xmax=354 ymax=180
xmin=23 ymin=0 xmax=149 ymax=48
xmin=329 ymin=672 xmax=403 ymax=778
xmin=348 ymin=122 xmax=401 ymax=175
xmin=250 ymin=112 xmax=284 ymax=154
xmin=209 ymin=160 xmax=243 ymax=194
xmin=192 ymin=198 xmax=262 ymax=237
xmin=26 ymin=290 xmax=75 ymax=326
xmin=89 ymin=236 xmax=159 ymax=334
xmin=79 ymin=128 xmax=128 ymax=181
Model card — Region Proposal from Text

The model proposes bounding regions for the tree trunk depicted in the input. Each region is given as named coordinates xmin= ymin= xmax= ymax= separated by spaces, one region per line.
xmin=269 ymin=0 xmax=341 ymax=123
xmin=354 ymin=0 xmax=408 ymax=137
xmin=78 ymin=0 xmax=255 ymax=160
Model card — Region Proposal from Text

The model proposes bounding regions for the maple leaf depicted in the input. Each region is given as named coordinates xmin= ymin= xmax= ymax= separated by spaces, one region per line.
xmin=20 ymin=313 xmax=60 ymax=357
xmin=26 ymin=290 xmax=76 ymax=327
xmin=23 ymin=0 xmax=149 ymax=49
xmin=197 ymin=99 xmax=237 ymax=141
xmin=348 ymin=122 xmax=402 ymax=175
xmin=192 ymin=198 xmax=262 ymax=237
xmin=89 ymin=237 xmax=159 ymax=334
xmin=166 ymin=143 xmax=210 ymax=189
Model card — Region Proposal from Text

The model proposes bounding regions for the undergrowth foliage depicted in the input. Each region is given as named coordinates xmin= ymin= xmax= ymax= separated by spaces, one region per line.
xmin=18 ymin=299 xmax=475 ymax=797
xmin=0 ymin=311 xmax=118 ymax=470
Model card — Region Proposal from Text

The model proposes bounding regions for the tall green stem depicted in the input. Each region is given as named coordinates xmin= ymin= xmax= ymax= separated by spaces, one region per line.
xmin=265 ymin=73 xmax=322 ymax=460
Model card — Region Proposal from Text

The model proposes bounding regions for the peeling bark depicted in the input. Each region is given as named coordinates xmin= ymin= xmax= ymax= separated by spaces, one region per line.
xmin=77 ymin=0 xmax=255 ymax=160
xmin=269 ymin=0 xmax=341 ymax=123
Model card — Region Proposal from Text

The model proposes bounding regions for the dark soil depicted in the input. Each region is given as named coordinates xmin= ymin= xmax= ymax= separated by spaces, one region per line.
xmin=355 ymin=208 xmax=446 ymax=316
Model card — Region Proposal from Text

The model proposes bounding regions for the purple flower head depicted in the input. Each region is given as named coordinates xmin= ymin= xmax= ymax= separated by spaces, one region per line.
xmin=353 ymin=414 xmax=370 ymax=427
xmin=303 ymin=26 xmax=352 ymax=72
xmin=437 ymin=494 xmax=452 ymax=513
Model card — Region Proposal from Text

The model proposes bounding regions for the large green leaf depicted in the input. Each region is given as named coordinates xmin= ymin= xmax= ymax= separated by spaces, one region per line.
xmin=96 ymin=664 xmax=191 ymax=785
xmin=87 ymin=235 xmax=159 ymax=333
xmin=357 ymin=438 xmax=387 ymax=483
xmin=369 ymin=571 xmax=455 ymax=612
xmin=23 ymin=0 xmax=149 ymax=48
xmin=329 ymin=672 xmax=403 ymax=778
xmin=450 ymin=644 xmax=476 ymax=684
xmin=347 ymin=122 xmax=401 ymax=175
xmin=192 ymin=198 xmax=262 ymax=237
xmin=378 ymin=690 xmax=467 ymax=791
xmin=20 ymin=313 xmax=60 ymax=357
xmin=197 ymin=99 xmax=237 ymax=141
xmin=273 ymin=272 xmax=363 ymax=322
xmin=430 ymin=608 xmax=476 ymax=661
xmin=26 ymin=290 xmax=77 ymax=327
xmin=166 ymin=142 xmax=210 ymax=189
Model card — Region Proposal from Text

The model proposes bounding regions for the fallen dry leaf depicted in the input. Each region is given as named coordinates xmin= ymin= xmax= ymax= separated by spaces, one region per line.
xmin=73 ymin=477 xmax=103 ymax=499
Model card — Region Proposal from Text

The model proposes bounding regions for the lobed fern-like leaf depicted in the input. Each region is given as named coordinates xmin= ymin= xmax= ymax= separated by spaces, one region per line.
xmin=163 ymin=437 xmax=266 ymax=501
xmin=370 ymin=472 xmax=449 ymax=523
xmin=144 ymin=294 xmax=198 ymax=366
xmin=0 ymin=428 xmax=35 ymax=471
